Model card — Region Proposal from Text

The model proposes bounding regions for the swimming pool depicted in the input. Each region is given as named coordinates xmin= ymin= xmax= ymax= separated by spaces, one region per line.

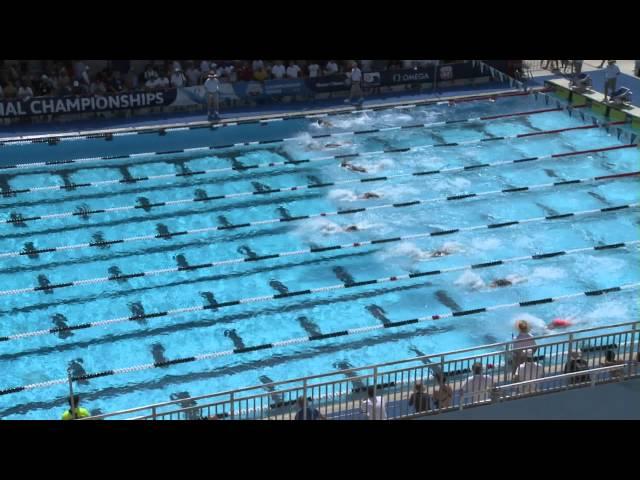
xmin=1 ymin=91 xmax=639 ymax=420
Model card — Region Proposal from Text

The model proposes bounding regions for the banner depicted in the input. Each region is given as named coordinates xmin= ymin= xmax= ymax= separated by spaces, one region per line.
xmin=380 ymin=68 xmax=432 ymax=85
xmin=305 ymin=74 xmax=350 ymax=93
xmin=0 ymin=90 xmax=177 ymax=118
xmin=263 ymin=78 xmax=309 ymax=96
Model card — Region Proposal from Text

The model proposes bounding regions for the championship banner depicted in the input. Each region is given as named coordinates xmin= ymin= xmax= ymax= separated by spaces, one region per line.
xmin=0 ymin=89 xmax=177 ymax=118
xmin=305 ymin=74 xmax=350 ymax=93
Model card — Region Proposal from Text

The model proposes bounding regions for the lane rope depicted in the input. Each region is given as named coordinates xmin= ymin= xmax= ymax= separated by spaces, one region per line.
xmin=2 ymin=120 xmax=624 ymax=199
xmin=0 ymin=280 xmax=636 ymax=397
xmin=1 ymin=173 xmax=638 ymax=297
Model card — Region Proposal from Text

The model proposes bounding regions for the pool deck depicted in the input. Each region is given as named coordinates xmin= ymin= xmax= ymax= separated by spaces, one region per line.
xmin=0 ymin=81 xmax=532 ymax=142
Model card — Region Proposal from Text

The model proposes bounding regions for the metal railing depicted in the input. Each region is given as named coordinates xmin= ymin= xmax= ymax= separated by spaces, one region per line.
xmin=82 ymin=321 xmax=639 ymax=420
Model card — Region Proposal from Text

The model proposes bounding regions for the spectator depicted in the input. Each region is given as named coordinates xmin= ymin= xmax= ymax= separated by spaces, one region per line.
xmin=185 ymin=63 xmax=201 ymax=86
xmin=61 ymin=394 xmax=91 ymax=420
xmin=109 ymin=70 xmax=124 ymax=93
xmin=237 ymin=62 xmax=253 ymax=82
xmin=73 ymin=60 xmax=86 ymax=80
xmin=252 ymin=59 xmax=264 ymax=72
xmin=171 ymin=60 xmax=182 ymax=72
xmin=360 ymin=385 xmax=388 ymax=420
xmin=170 ymin=67 xmax=187 ymax=88
xmin=360 ymin=60 xmax=373 ymax=72
xmin=601 ymin=349 xmax=625 ymax=379
xmin=514 ymin=350 xmax=544 ymax=393
xmin=91 ymin=76 xmax=107 ymax=95
xmin=144 ymin=72 xmax=158 ymax=90
xmin=17 ymin=81 xmax=33 ymax=100
xmin=271 ymin=60 xmax=285 ymax=79
xmin=324 ymin=60 xmax=339 ymax=76
xmin=564 ymin=350 xmax=591 ymax=385
xmin=253 ymin=66 xmax=268 ymax=82
xmin=143 ymin=63 xmax=157 ymax=83
xmin=308 ymin=61 xmax=320 ymax=78
xmin=408 ymin=381 xmax=431 ymax=414
xmin=37 ymin=75 xmax=52 ymax=97
xmin=57 ymin=70 xmax=72 ymax=95
xmin=204 ymin=71 xmax=221 ymax=121
xmin=635 ymin=60 xmax=640 ymax=77
xmin=157 ymin=72 xmax=170 ymax=90
xmin=0 ymin=83 xmax=3 ymax=99
xmin=511 ymin=319 xmax=537 ymax=373
xmin=459 ymin=363 xmax=493 ymax=404
xmin=603 ymin=60 xmax=620 ymax=102
xmin=125 ymin=69 xmax=139 ymax=91
xmin=346 ymin=61 xmax=363 ymax=105
xmin=431 ymin=372 xmax=453 ymax=409
xmin=294 ymin=397 xmax=325 ymax=420
xmin=199 ymin=60 xmax=210 ymax=75
xmin=71 ymin=80 xmax=84 ymax=96
xmin=402 ymin=60 xmax=415 ymax=69
xmin=4 ymin=81 xmax=17 ymax=99
xmin=286 ymin=61 xmax=301 ymax=79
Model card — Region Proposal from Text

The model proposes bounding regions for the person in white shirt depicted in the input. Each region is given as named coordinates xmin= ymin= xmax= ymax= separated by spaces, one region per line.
xmin=308 ymin=62 xmax=320 ymax=78
xmin=252 ymin=60 xmax=264 ymax=72
xmin=459 ymin=363 xmax=494 ymax=404
xmin=271 ymin=61 xmax=286 ymax=79
xmin=170 ymin=68 xmax=186 ymax=88
xmin=204 ymin=71 xmax=221 ymax=120
xmin=515 ymin=350 xmax=544 ymax=394
xmin=346 ymin=61 xmax=363 ymax=105
xmin=17 ymin=83 xmax=33 ymax=100
xmin=286 ymin=63 xmax=301 ymax=79
xmin=324 ymin=60 xmax=338 ymax=76
xmin=603 ymin=60 xmax=621 ymax=101
xmin=360 ymin=386 xmax=388 ymax=420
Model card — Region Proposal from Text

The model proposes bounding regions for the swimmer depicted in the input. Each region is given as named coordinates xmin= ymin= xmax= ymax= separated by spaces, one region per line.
xmin=489 ymin=275 xmax=527 ymax=288
xmin=341 ymin=160 xmax=368 ymax=173
xmin=317 ymin=119 xmax=334 ymax=128
xmin=547 ymin=318 xmax=574 ymax=330
xmin=320 ymin=223 xmax=359 ymax=235
xmin=359 ymin=192 xmax=380 ymax=200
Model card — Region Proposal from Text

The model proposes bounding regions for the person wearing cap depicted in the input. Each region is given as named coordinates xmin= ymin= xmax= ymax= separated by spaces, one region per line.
xmin=603 ymin=60 xmax=620 ymax=102
xmin=61 ymin=394 xmax=91 ymax=420
xmin=204 ymin=71 xmax=221 ymax=121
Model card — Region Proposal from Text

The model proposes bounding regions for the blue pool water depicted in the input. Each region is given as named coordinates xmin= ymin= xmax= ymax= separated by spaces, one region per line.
xmin=1 ymin=93 xmax=639 ymax=419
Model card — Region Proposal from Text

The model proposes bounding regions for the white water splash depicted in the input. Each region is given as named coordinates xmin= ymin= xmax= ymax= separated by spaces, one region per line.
xmin=471 ymin=236 xmax=502 ymax=251
xmin=454 ymin=270 xmax=486 ymax=290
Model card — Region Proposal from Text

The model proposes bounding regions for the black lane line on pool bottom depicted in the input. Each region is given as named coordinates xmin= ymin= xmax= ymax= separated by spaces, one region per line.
xmin=2 ymin=117 xmax=611 ymax=200
xmin=2 ymin=163 xmax=638 ymax=297
xmin=2 ymin=236 xmax=637 ymax=344
xmin=3 ymin=151 xmax=637 ymax=233
xmin=1 ymin=163 xmax=637 ymax=262
xmin=1 ymin=279 xmax=635 ymax=398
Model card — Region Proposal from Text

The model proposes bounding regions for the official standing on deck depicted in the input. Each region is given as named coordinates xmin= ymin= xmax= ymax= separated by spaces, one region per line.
xmin=204 ymin=71 xmax=221 ymax=121
xmin=346 ymin=61 xmax=364 ymax=106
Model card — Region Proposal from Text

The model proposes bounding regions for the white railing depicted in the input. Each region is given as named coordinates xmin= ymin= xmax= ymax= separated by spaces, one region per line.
xmin=81 ymin=320 xmax=639 ymax=420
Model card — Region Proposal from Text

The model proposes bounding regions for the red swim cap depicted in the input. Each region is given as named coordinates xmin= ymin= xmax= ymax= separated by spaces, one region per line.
xmin=550 ymin=318 xmax=573 ymax=328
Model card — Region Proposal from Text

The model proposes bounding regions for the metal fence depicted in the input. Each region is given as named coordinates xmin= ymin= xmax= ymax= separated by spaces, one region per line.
xmin=82 ymin=321 xmax=639 ymax=420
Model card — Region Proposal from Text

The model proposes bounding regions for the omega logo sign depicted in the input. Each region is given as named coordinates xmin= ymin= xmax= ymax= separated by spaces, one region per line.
xmin=392 ymin=71 xmax=430 ymax=83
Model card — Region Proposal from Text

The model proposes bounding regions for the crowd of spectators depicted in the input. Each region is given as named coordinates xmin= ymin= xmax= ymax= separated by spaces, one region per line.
xmin=0 ymin=60 xmax=441 ymax=101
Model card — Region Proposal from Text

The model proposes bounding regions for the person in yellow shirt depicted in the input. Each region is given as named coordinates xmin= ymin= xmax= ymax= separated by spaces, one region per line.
xmin=61 ymin=394 xmax=91 ymax=420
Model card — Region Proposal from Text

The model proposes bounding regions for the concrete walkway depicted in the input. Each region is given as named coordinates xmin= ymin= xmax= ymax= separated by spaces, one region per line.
xmin=525 ymin=59 xmax=640 ymax=107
